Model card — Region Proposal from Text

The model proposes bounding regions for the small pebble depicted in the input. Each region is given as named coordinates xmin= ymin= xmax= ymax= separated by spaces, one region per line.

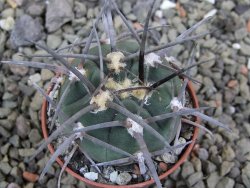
xmin=109 ymin=171 xmax=118 ymax=183
xmin=0 ymin=108 xmax=11 ymax=118
xmin=7 ymin=183 xmax=21 ymax=188
xmin=116 ymin=172 xmax=132 ymax=185
xmin=241 ymin=163 xmax=250 ymax=187
xmin=232 ymin=43 xmax=241 ymax=49
xmin=216 ymin=177 xmax=235 ymax=188
xmin=103 ymin=166 xmax=115 ymax=179
xmin=0 ymin=17 xmax=15 ymax=31
xmin=197 ymin=148 xmax=209 ymax=161
xmin=16 ymin=115 xmax=31 ymax=139
xmin=28 ymin=73 xmax=41 ymax=84
xmin=160 ymin=0 xmax=176 ymax=10
xmin=220 ymin=161 xmax=234 ymax=176
xmin=205 ymin=0 xmax=215 ymax=4
xmin=206 ymin=172 xmax=220 ymax=188
xmin=161 ymin=153 xmax=177 ymax=163
xmin=159 ymin=162 xmax=168 ymax=172
xmin=186 ymin=172 xmax=203 ymax=187
xmin=22 ymin=171 xmax=39 ymax=182
xmin=46 ymin=34 xmax=62 ymax=49
xmin=175 ymin=137 xmax=186 ymax=155
xmin=237 ymin=138 xmax=250 ymax=155
xmin=222 ymin=145 xmax=235 ymax=161
xmin=41 ymin=69 xmax=54 ymax=81
xmin=0 ymin=162 xmax=12 ymax=175
xmin=181 ymin=161 xmax=194 ymax=179
xmin=18 ymin=148 xmax=35 ymax=157
xmin=203 ymin=161 xmax=217 ymax=174
xmin=84 ymin=172 xmax=98 ymax=181
xmin=191 ymin=156 xmax=202 ymax=172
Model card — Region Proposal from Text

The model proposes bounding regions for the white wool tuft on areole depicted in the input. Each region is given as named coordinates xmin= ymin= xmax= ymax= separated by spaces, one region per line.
xmin=170 ymin=97 xmax=183 ymax=112
xmin=144 ymin=53 xmax=162 ymax=67
xmin=90 ymin=90 xmax=113 ymax=113
xmin=106 ymin=52 xmax=125 ymax=74
xmin=69 ymin=67 xmax=86 ymax=81
xmin=126 ymin=118 xmax=143 ymax=137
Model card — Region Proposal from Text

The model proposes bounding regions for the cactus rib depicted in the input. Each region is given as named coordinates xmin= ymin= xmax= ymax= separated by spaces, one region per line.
xmin=94 ymin=141 xmax=193 ymax=167
xmin=50 ymin=81 xmax=73 ymax=131
xmin=107 ymin=101 xmax=172 ymax=151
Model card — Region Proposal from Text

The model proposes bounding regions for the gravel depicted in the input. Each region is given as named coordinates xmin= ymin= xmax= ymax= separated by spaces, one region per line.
xmin=46 ymin=34 xmax=62 ymax=50
xmin=0 ymin=108 xmax=11 ymax=118
xmin=203 ymin=160 xmax=217 ymax=174
xmin=207 ymin=172 xmax=221 ymax=188
xmin=196 ymin=148 xmax=209 ymax=161
xmin=241 ymin=162 xmax=250 ymax=187
xmin=10 ymin=15 xmax=44 ymax=49
xmin=186 ymin=171 xmax=203 ymax=187
xmin=25 ymin=1 xmax=45 ymax=16
xmin=216 ymin=177 xmax=235 ymax=188
xmin=181 ymin=161 xmax=194 ymax=179
xmin=41 ymin=69 xmax=54 ymax=81
xmin=220 ymin=161 xmax=235 ymax=176
xmin=45 ymin=0 xmax=74 ymax=32
xmin=237 ymin=138 xmax=250 ymax=155
xmin=116 ymin=172 xmax=132 ymax=185
xmin=16 ymin=115 xmax=31 ymax=139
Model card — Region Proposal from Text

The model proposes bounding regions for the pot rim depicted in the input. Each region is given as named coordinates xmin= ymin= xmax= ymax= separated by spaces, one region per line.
xmin=41 ymin=80 xmax=200 ymax=188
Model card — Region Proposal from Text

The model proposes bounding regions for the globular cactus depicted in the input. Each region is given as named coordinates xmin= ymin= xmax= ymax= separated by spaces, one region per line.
xmin=59 ymin=39 xmax=183 ymax=163
xmin=1 ymin=0 xmax=230 ymax=187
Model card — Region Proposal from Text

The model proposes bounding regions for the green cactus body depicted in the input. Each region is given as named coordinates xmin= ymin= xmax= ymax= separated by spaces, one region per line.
xmin=58 ymin=40 xmax=182 ymax=162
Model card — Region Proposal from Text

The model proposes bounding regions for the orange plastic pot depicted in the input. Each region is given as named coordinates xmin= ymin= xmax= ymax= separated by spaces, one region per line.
xmin=41 ymin=81 xmax=200 ymax=188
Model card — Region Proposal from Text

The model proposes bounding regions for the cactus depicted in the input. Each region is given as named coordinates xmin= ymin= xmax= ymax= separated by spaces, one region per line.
xmin=0 ymin=1 xmax=230 ymax=187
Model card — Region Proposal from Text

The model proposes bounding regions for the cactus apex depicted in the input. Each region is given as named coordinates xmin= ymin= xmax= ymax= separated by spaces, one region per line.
xmin=105 ymin=78 xmax=118 ymax=90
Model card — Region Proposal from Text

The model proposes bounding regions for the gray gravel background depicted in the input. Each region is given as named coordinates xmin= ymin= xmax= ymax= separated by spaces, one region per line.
xmin=0 ymin=0 xmax=250 ymax=187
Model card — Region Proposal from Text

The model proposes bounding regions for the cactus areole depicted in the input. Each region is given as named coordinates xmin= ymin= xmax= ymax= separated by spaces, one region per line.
xmin=58 ymin=41 xmax=182 ymax=162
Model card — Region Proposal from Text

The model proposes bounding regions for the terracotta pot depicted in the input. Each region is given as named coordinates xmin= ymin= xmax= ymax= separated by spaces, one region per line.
xmin=41 ymin=81 xmax=200 ymax=188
